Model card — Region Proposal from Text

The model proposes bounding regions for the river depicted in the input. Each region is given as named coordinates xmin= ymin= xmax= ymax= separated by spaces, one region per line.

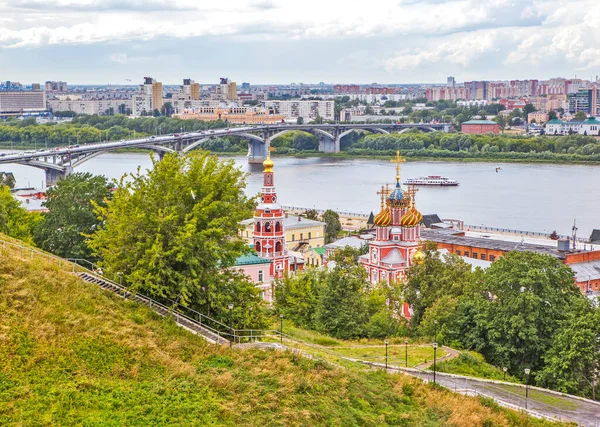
xmin=2 ymin=152 xmax=599 ymax=237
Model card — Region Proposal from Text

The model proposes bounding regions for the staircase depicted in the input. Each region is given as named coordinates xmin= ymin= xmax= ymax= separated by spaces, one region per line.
xmin=77 ymin=272 xmax=229 ymax=345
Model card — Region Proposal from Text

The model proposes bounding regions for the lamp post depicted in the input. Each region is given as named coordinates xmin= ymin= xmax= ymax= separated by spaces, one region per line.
xmin=117 ymin=272 xmax=123 ymax=286
xmin=405 ymin=338 xmax=408 ymax=367
xmin=384 ymin=339 xmax=389 ymax=371
xmin=433 ymin=342 xmax=438 ymax=385
xmin=279 ymin=313 xmax=284 ymax=343
xmin=503 ymin=367 xmax=508 ymax=381
xmin=524 ymin=368 xmax=531 ymax=410
xmin=228 ymin=303 xmax=234 ymax=349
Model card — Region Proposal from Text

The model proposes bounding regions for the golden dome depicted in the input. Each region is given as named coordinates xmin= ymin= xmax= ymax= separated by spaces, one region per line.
xmin=373 ymin=207 xmax=392 ymax=227
xmin=413 ymin=250 xmax=425 ymax=265
xmin=263 ymin=156 xmax=274 ymax=173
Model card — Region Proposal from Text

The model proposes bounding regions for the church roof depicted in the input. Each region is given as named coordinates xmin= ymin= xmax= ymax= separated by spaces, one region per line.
xmin=380 ymin=248 xmax=406 ymax=265
xmin=234 ymin=253 xmax=272 ymax=266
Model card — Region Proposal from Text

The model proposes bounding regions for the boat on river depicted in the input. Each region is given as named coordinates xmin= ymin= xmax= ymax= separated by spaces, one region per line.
xmin=403 ymin=176 xmax=459 ymax=186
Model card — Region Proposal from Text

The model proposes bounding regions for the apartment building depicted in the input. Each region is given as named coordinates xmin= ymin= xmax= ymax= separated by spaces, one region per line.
xmin=264 ymin=100 xmax=334 ymax=121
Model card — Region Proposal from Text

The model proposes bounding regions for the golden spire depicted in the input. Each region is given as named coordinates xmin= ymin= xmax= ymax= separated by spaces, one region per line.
xmin=390 ymin=150 xmax=406 ymax=183
xmin=408 ymin=184 xmax=419 ymax=208
xmin=263 ymin=146 xmax=276 ymax=172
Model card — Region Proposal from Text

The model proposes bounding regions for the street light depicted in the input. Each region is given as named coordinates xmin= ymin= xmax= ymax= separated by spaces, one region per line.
xmin=228 ymin=303 xmax=234 ymax=349
xmin=524 ymin=368 xmax=531 ymax=410
xmin=405 ymin=338 xmax=409 ymax=367
xmin=384 ymin=339 xmax=389 ymax=371
xmin=279 ymin=313 xmax=284 ymax=343
xmin=433 ymin=342 xmax=438 ymax=385
xmin=503 ymin=366 xmax=508 ymax=381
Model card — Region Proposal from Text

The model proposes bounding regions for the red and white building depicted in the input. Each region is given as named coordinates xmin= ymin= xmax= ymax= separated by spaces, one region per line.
xmin=359 ymin=152 xmax=424 ymax=285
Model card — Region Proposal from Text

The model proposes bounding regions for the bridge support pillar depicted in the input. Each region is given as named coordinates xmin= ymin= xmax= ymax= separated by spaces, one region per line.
xmin=45 ymin=167 xmax=68 ymax=187
xmin=318 ymin=135 xmax=339 ymax=154
xmin=247 ymin=139 xmax=267 ymax=164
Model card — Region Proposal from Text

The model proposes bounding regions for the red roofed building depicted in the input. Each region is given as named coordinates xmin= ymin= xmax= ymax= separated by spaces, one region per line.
xmin=461 ymin=120 xmax=500 ymax=134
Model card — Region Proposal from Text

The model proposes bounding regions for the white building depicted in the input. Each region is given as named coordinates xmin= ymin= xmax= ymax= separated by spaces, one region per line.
xmin=264 ymin=100 xmax=334 ymax=122
xmin=48 ymin=98 xmax=129 ymax=115
xmin=0 ymin=91 xmax=46 ymax=116
xmin=544 ymin=117 xmax=600 ymax=135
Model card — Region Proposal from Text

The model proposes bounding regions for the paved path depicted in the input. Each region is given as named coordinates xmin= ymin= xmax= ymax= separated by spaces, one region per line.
xmin=401 ymin=367 xmax=600 ymax=426
xmin=415 ymin=345 xmax=459 ymax=369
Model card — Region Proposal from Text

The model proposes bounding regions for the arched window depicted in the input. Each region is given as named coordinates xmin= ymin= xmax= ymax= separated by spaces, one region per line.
xmin=275 ymin=222 xmax=281 ymax=232
xmin=255 ymin=222 xmax=261 ymax=232
xmin=255 ymin=241 xmax=261 ymax=252
xmin=275 ymin=241 xmax=282 ymax=253
xmin=265 ymin=222 xmax=271 ymax=232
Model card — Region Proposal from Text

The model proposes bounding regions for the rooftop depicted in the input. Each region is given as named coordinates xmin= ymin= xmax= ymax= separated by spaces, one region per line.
xmin=234 ymin=252 xmax=272 ymax=266
xmin=461 ymin=120 xmax=498 ymax=125
xmin=242 ymin=214 xmax=325 ymax=230
xmin=325 ymin=236 xmax=365 ymax=250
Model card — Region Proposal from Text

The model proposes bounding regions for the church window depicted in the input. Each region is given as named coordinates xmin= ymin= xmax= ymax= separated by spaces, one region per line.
xmin=275 ymin=222 xmax=281 ymax=232
xmin=275 ymin=241 xmax=282 ymax=253
xmin=255 ymin=242 xmax=261 ymax=252
xmin=255 ymin=222 xmax=261 ymax=232
xmin=265 ymin=222 xmax=271 ymax=232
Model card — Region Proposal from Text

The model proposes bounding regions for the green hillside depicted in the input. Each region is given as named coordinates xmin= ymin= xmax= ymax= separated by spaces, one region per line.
xmin=0 ymin=247 xmax=566 ymax=426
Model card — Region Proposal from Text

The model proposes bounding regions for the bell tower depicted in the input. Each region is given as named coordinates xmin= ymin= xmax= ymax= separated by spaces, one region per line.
xmin=253 ymin=147 xmax=289 ymax=281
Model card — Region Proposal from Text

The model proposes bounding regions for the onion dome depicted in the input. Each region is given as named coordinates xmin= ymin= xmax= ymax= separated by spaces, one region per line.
xmin=373 ymin=207 xmax=392 ymax=227
xmin=388 ymin=182 xmax=408 ymax=208
xmin=400 ymin=206 xmax=422 ymax=228
xmin=263 ymin=155 xmax=274 ymax=173
xmin=412 ymin=250 xmax=425 ymax=265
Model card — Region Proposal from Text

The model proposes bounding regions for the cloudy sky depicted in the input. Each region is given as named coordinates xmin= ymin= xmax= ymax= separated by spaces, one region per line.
xmin=1 ymin=0 xmax=599 ymax=85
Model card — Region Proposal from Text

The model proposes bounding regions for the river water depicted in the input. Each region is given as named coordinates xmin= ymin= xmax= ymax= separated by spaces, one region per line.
xmin=3 ymin=152 xmax=599 ymax=237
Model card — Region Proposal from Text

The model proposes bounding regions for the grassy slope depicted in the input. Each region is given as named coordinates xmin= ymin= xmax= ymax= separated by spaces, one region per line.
xmin=0 ymin=250 xmax=566 ymax=427
xmin=434 ymin=351 xmax=521 ymax=383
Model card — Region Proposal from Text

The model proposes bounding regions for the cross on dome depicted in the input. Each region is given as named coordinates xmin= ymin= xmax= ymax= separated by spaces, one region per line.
xmin=390 ymin=150 xmax=406 ymax=183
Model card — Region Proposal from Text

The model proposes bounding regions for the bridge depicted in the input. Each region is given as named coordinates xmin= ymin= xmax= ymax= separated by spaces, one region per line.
xmin=0 ymin=122 xmax=451 ymax=186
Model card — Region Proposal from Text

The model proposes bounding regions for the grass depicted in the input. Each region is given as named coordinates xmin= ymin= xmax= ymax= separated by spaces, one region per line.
xmin=0 ymin=245 xmax=569 ymax=426
xmin=333 ymin=345 xmax=446 ymax=367
xmin=434 ymin=351 xmax=521 ymax=383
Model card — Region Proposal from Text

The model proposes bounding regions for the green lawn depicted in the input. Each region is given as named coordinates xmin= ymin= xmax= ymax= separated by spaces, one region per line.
xmin=434 ymin=351 xmax=521 ymax=383
xmin=332 ymin=345 xmax=446 ymax=367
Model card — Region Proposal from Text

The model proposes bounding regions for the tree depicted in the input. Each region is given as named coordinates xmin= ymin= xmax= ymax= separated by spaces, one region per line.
xmin=296 ymin=117 xmax=304 ymax=124
xmin=34 ymin=172 xmax=112 ymax=260
xmin=315 ymin=247 xmax=371 ymax=339
xmin=303 ymin=209 xmax=319 ymax=220
xmin=493 ymin=115 xmax=507 ymax=133
xmin=161 ymin=102 xmax=174 ymax=117
xmin=523 ymin=103 xmax=536 ymax=115
xmin=152 ymin=109 xmax=161 ymax=117
xmin=322 ymin=209 xmax=341 ymax=243
xmin=548 ymin=110 xmax=558 ymax=120
xmin=471 ymin=252 xmax=582 ymax=376
xmin=537 ymin=307 xmax=600 ymax=398
xmin=0 ymin=185 xmax=37 ymax=242
xmin=574 ymin=111 xmax=588 ymax=121
xmin=1 ymin=172 xmax=15 ymax=189
xmin=87 ymin=151 xmax=264 ymax=327
xmin=275 ymin=268 xmax=322 ymax=328
xmin=549 ymin=230 xmax=559 ymax=240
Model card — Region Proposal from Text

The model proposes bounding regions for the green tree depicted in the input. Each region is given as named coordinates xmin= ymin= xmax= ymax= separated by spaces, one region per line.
xmin=34 ymin=172 xmax=112 ymax=260
xmin=87 ymin=151 xmax=264 ymax=327
xmin=523 ymin=103 xmax=536 ymax=115
xmin=574 ymin=111 xmax=588 ymax=121
xmin=0 ymin=185 xmax=36 ymax=243
xmin=322 ymin=209 xmax=341 ymax=243
xmin=548 ymin=110 xmax=558 ymax=120
xmin=537 ymin=307 xmax=600 ymax=398
xmin=296 ymin=117 xmax=304 ymax=124
xmin=472 ymin=252 xmax=582 ymax=376
xmin=161 ymin=102 xmax=174 ymax=117
xmin=275 ymin=268 xmax=322 ymax=328
xmin=303 ymin=209 xmax=319 ymax=220
xmin=1 ymin=173 xmax=15 ymax=189
xmin=315 ymin=247 xmax=371 ymax=339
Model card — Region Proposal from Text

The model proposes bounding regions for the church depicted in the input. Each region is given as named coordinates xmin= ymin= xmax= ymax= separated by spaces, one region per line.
xmin=359 ymin=151 xmax=424 ymax=285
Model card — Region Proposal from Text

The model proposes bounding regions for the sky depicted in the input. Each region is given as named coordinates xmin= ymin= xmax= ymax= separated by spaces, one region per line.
xmin=1 ymin=0 xmax=600 ymax=85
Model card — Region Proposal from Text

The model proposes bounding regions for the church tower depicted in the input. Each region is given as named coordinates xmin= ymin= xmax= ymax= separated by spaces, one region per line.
xmin=253 ymin=148 xmax=289 ymax=282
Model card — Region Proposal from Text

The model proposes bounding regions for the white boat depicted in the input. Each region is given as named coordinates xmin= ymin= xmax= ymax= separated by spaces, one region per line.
xmin=403 ymin=176 xmax=459 ymax=186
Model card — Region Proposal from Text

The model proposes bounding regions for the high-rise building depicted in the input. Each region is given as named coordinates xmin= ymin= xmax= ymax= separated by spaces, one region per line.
xmin=182 ymin=78 xmax=200 ymax=100
xmin=132 ymin=77 xmax=163 ymax=117
xmin=264 ymin=100 xmax=334 ymax=122
xmin=44 ymin=81 xmax=67 ymax=92
xmin=216 ymin=78 xmax=237 ymax=101
xmin=447 ymin=76 xmax=456 ymax=88
xmin=0 ymin=90 xmax=47 ymax=116
xmin=568 ymin=87 xmax=600 ymax=115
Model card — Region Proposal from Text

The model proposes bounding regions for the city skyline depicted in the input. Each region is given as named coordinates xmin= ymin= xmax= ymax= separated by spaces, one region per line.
xmin=1 ymin=0 xmax=600 ymax=84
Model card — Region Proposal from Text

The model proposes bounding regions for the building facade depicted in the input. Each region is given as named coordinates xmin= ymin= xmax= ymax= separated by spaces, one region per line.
xmin=264 ymin=100 xmax=335 ymax=122
xmin=175 ymin=107 xmax=285 ymax=124
xmin=544 ymin=117 xmax=600 ymax=135
xmin=0 ymin=90 xmax=47 ymax=116
xmin=461 ymin=120 xmax=500 ymax=134
xmin=132 ymin=77 xmax=163 ymax=117
xmin=359 ymin=152 xmax=424 ymax=285
xmin=241 ymin=214 xmax=325 ymax=253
